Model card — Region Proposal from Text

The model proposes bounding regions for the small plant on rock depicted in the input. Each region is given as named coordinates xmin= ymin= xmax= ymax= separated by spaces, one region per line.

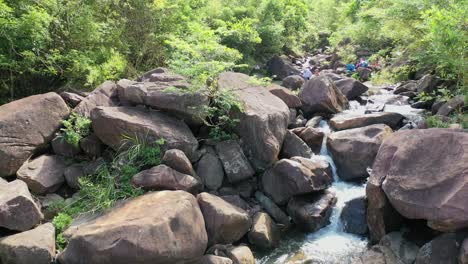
xmin=61 ymin=113 xmax=92 ymax=147
xmin=247 ymin=76 xmax=272 ymax=87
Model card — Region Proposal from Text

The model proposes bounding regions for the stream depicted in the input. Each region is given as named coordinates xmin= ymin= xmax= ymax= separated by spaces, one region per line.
xmin=256 ymin=80 xmax=425 ymax=264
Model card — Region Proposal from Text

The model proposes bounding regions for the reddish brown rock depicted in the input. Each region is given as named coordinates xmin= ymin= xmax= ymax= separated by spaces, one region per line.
xmin=74 ymin=81 xmax=118 ymax=117
xmin=248 ymin=212 xmax=280 ymax=249
xmin=299 ymin=76 xmax=348 ymax=117
xmin=267 ymin=84 xmax=302 ymax=108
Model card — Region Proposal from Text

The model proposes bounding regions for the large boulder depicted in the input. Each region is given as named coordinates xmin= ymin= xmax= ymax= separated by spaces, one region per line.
xmin=262 ymin=159 xmax=333 ymax=205
xmin=436 ymin=95 xmax=465 ymax=117
xmin=334 ymin=78 xmax=369 ymax=100
xmin=248 ymin=212 xmax=280 ymax=249
xmin=415 ymin=233 xmax=461 ymax=264
xmin=0 ymin=223 xmax=55 ymax=264
xmin=117 ymin=77 xmax=209 ymax=126
xmin=330 ymin=112 xmax=404 ymax=131
xmin=267 ymin=84 xmax=302 ymax=108
xmin=59 ymin=191 xmax=208 ymax=264
xmin=131 ymin=165 xmax=201 ymax=194
xmin=327 ymin=124 xmax=393 ymax=180
xmin=299 ymin=76 xmax=348 ymax=117
xmin=51 ymin=135 xmax=81 ymax=157
xmin=197 ymin=192 xmax=251 ymax=246
xmin=0 ymin=180 xmax=43 ymax=231
xmin=225 ymin=245 xmax=255 ymax=264
xmin=16 ymin=155 xmax=67 ymax=195
xmin=292 ymin=127 xmax=324 ymax=154
xmin=218 ymin=72 xmax=290 ymax=170
xmin=162 ymin=149 xmax=196 ymax=176
xmin=460 ymin=238 xmax=468 ymax=264
xmin=357 ymin=67 xmax=372 ymax=81
xmin=340 ymin=196 xmax=367 ymax=235
xmin=416 ymin=74 xmax=441 ymax=94
xmin=377 ymin=129 xmax=468 ymax=232
xmin=137 ymin=67 xmax=186 ymax=82
xmin=267 ymin=55 xmax=300 ymax=80
xmin=287 ymin=191 xmax=337 ymax=232
xmin=394 ymin=81 xmax=418 ymax=95
xmin=91 ymin=106 xmax=198 ymax=160
xmin=0 ymin=92 xmax=69 ymax=177
xmin=280 ymin=130 xmax=312 ymax=159
xmin=215 ymin=140 xmax=255 ymax=183
xmin=74 ymin=81 xmax=119 ymax=117
xmin=282 ymin=75 xmax=305 ymax=90
xmin=196 ymin=152 xmax=224 ymax=191
xmin=254 ymin=192 xmax=291 ymax=228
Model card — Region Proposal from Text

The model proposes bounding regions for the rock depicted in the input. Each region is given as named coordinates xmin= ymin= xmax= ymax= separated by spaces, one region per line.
xmin=0 ymin=223 xmax=55 ymax=264
xmin=412 ymin=100 xmax=433 ymax=109
xmin=341 ymin=196 xmax=367 ymax=235
xmin=282 ymin=75 xmax=305 ymax=90
xmin=394 ymin=81 xmax=418 ymax=95
xmin=215 ymin=140 xmax=255 ymax=183
xmin=131 ymin=165 xmax=201 ymax=194
xmin=437 ymin=95 xmax=465 ymax=116
xmin=287 ymin=191 xmax=337 ymax=232
xmin=0 ymin=180 xmax=43 ymax=231
xmin=254 ymin=191 xmax=291 ymax=228
xmin=417 ymin=74 xmax=441 ymax=94
xmin=357 ymin=67 xmax=372 ymax=81
xmin=267 ymin=55 xmax=300 ymax=80
xmin=248 ymin=212 xmax=280 ymax=249
xmin=79 ymin=133 xmax=102 ymax=157
xmin=460 ymin=238 xmax=468 ymax=264
xmin=299 ymin=76 xmax=348 ymax=117
xmin=306 ymin=116 xmax=323 ymax=128
xmin=196 ymin=152 xmax=224 ymax=191
xmin=267 ymin=84 xmax=302 ymax=108
xmin=280 ymin=130 xmax=312 ymax=159
xmin=355 ymin=245 xmax=398 ymax=264
xmin=335 ymin=78 xmax=369 ymax=100
xmin=199 ymin=255 xmax=233 ymax=264
xmin=225 ymin=245 xmax=255 ymax=264
xmin=221 ymin=195 xmax=250 ymax=212
xmin=0 ymin=92 xmax=70 ymax=177
xmin=431 ymin=100 xmax=446 ymax=114
xmin=293 ymin=127 xmax=324 ymax=154
xmin=290 ymin=156 xmax=333 ymax=184
xmin=74 ymin=81 xmax=119 ymax=117
xmin=379 ymin=232 xmax=420 ymax=264
xmin=60 ymin=91 xmax=85 ymax=107
xmin=330 ymin=112 xmax=404 ymax=131
xmin=117 ymin=78 xmax=209 ymax=126
xmin=137 ymin=67 xmax=185 ymax=82
xmin=197 ymin=192 xmax=251 ymax=245
xmin=289 ymin=108 xmax=297 ymax=126
xmin=233 ymin=179 xmax=256 ymax=199
xmin=327 ymin=124 xmax=393 ymax=180
xmin=52 ymin=135 xmax=81 ymax=157
xmin=378 ymin=129 xmax=468 ymax=231
xmin=415 ymin=233 xmax=460 ymax=264
xmin=91 ymin=106 xmax=198 ymax=160
xmin=64 ymin=163 xmax=85 ymax=189
xmin=16 ymin=155 xmax=67 ymax=195
xmin=162 ymin=149 xmax=196 ymax=176
xmin=39 ymin=193 xmax=64 ymax=220
xmin=59 ymin=191 xmax=208 ymax=264
xmin=218 ymin=72 xmax=290 ymax=170
xmin=262 ymin=159 xmax=332 ymax=205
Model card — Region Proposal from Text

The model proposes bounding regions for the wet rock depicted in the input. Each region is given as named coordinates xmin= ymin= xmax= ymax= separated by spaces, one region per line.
xmin=197 ymin=192 xmax=251 ymax=245
xmin=0 ymin=223 xmax=55 ymax=264
xmin=216 ymin=140 xmax=255 ymax=183
xmin=91 ymin=106 xmax=198 ymax=160
xmin=0 ymin=92 xmax=70 ymax=177
xmin=341 ymin=196 xmax=367 ymax=235
xmin=282 ymin=75 xmax=305 ymax=90
xmin=267 ymin=55 xmax=300 ymax=80
xmin=197 ymin=152 xmax=224 ymax=191
xmin=0 ymin=180 xmax=43 ymax=231
xmin=379 ymin=129 xmax=468 ymax=232
xmin=280 ymin=130 xmax=312 ymax=159
xmin=299 ymin=76 xmax=349 ymax=117
xmin=162 ymin=149 xmax=196 ymax=176
xmin=262 ymin=159 xmax=332 ymax=205
xmin=131 ymin=165 xmax=201 ymax=194
xmin=306 ymin=116 xmax=323 ymax=128
xmin=335 ymin=78 xmax=369 ymax=100
xmin=436 ymin=95 xmax=465 ymax=117
xmin=79 ymin=133 xmax=102 ymax=158
xmin=287 ymin=191 xmax=337 ymax=232
xmin=327 ymin=124 xmax=393 ymax=180
xmin=60 ymin=91 xmax=85 ymax=107
xmin=59 ymin=191 xmax=208 ymax=264
xmin=74 ymin=81 xmax=119 ymax=118
xmin=330 ymin=112 xmax=404 ymax=131
xmin=225 ymin=245 xmax=255 ymax=264
xmin=52 ymin=135 xmax=81 ymax=157
xmin=460 ymin=238 xmax=468 ymax=264
xmin=417 ymin=74 xmax=441 ymax=94
xmin=199 ymin=255 xmax=233 ymax=264
xmin=248 ymin=212 xmax=280 ymax=249
xmin=290 ymin=156 xmax=333 ymax=184
xmin=218 ymin=72 xmax=290 ymax=170
xmin=292 ymin=127 xmax=324 ymax=154
xmin=268 ymin=84 xmax=302 ymax=108
xmin=254 ymin=191 xmax=291 ymax=228
xmin=415 ymin=233 xmax=460 ymax=264
xmin=17 ymin=155 xmax=67 ymax=195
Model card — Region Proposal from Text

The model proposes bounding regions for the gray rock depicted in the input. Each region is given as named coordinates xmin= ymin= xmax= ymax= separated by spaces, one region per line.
xmin=415 ymin=233 xmax=460 ymax=264
xmin=60 ymin=91 xmax=85 ymax=107
xmin=197 ymin=152 xmax=224 ymax=191
xmin=299 ymin=76 xmax=348 ymax=117
xmin=335 ymin=78 xmax=369 ymax=100
xmin=267 ymin=84 xmax=302 ymax=108
xmin=52 ymin=135 xmax=81 ymax=157
xmin=248 ymin=212 xmax=280 ymax=249
xmin=132 ymin=165 xmax=201 ymax=194
xmin=225 ymin=245 xmax=255 ymax=264
xmin=199 ymin=255 xmax=233 ymax=264
xmin=330 ymin=112 xmax=404 ymax=131
xmin=282 ymin=75 xmax=305 ymax=90
xmin=267 ymin=55 xmax=300 ymax=80
xmin=74 ymin=81 xmax=119 ymax=118
xmin=437 ymin=95 xmax=465 ymax=117
xmin=79 ymin=133 xmax=103 ymax=157
xmin=162 ymin=149 xmax=196 ymax=176
xmin=280 ymin=130 xmax=312 ymax=159
xmin=16 ymin=155 xmax=67 ymax=194
xmin=216 ymin=140 xmax=255 ymax=183
xmin=340 ymin=196 xmax=367 ymax=235
xmin=254 ymin=191 xmax=291 ymax=228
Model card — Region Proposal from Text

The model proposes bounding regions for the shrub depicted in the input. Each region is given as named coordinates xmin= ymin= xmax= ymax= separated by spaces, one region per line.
xmin=61 ymin=113 xmax=92 ymax=147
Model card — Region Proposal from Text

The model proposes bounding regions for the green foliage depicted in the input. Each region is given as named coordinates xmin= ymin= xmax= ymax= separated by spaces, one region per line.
xmin=248 ymin=76 xmax=272 ymax=87
xmin=52 ymin=212 xmax=73 ymax=251
xmin=61 ymin=113 xmax=92 ymax=147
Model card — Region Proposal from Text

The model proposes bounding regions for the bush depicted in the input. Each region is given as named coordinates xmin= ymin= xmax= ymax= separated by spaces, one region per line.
xmin=61 ymin=113 xmax=92 ymax=147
